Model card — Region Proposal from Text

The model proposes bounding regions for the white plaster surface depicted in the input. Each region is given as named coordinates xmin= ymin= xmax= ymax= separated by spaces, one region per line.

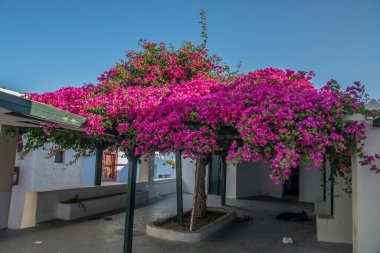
xmin=0 ymin=192 xmax=11 ymax=229
xmin=226 ymin=163 xmax=237 ymax=199
xmin=181 ymin=157 xmax=209 ymax=195
xmin=137 ymin=178 xmax=176 ymax=197
xmin=235 ymin=161 xmax=260 ymax=198
xmin=33 ymin=184 xmax=128 ymax=224
xmin=352 ymin=122 xmax=380 ymax=253
xmin=57 ymin=190 xmax=148 ymax=220
xmin=183 ymin=158 xmax=284 ymax=199
xmin=10 ymin=178 xmax=175 ymax=228
xmin=146 ymin=207 xmax=236 ymax=242
xmin=313 ymin=158 xmax=332 ymax=215
xmin=8 ymin=137 xmax=177 ymax=229
xmin=9 ymin=143 xmax=85 ymax=229
xmin=181 ymin=157 xmax=196 ymax=193
xmin=317 ymin=176 xmax=352 ymax=244
xmin=8 ymin=186 xmax=27 ymax=229
xmin=365 ymin=99 xmax=380 ymax=110
xmin=299 ymin=166 xmax=324 ymax=203
xmin=235 ymin=160 xmax=283 ymax=199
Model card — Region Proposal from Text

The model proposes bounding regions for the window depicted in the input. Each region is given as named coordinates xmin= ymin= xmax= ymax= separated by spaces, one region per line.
xmin=101 ymin=152 xmax=118 ymax=181
xmin=54 ymin=151 xmax=64 ymax=163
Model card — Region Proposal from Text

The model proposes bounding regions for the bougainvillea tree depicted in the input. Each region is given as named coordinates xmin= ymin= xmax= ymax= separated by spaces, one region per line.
xmin=25 ymin=23 xmax=236 ymax=229
xmin=25 ymin=65 xmax=378 ymax=229
xmin=22 ymin=13 xmax=379 ymax=230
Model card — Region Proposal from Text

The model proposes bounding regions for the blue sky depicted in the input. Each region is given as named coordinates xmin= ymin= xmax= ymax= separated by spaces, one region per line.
xmin=0 ymin=0 xmax=379 ymax=98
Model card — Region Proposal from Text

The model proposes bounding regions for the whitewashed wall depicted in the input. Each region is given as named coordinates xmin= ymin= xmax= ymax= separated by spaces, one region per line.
xmin=181 ymin=157 xmax=239 ymax=199
xmin=181 ymin=157 xmax=209 ymax=194
xmin=352 ymin=122 xmax=380 ymax=253
xmin=8 ymin=143 xmax=84 ymax=229
xmin=317 ymin=176 xmax=352 ymax=244
xmin=299 ymin=165 xmax=324 ymax=203
xmin=181 ymin=157 xmax=284 ymax=199
xmin=235 ymin=161 xmax=260 ymax=198
xmin=236 ymin=160 xmax=325 ymax=202
xmin=8 ymin=146 xmax=177 ymax=229
xmin=235 ymin=160 xmax=283 ymax=199
xmin=181 ymin=157 xmax=196 ymax=193
xmin=226 ymin=163 xmax=237 ymax=198
xmin=137 ymin=178 xmax=176 ymax=198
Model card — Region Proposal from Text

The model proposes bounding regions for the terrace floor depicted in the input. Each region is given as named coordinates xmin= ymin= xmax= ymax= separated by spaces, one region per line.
xmin=0 ymin=193 xmax=352 ymax=253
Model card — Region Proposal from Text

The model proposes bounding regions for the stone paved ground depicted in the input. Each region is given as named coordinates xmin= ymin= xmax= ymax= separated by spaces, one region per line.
xmin=0 ymin=193 xmax=352 ymax=253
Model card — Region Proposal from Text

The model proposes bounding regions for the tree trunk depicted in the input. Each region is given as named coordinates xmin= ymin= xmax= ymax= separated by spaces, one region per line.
xmin=189 ymin=157 xmax=208 ymax=231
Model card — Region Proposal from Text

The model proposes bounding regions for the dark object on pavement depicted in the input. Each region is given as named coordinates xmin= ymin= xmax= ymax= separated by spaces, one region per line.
xmin=236 ymin=215 xmax=254 ymax=223
xmin=276 ymin=210 xmax=308 ymax=221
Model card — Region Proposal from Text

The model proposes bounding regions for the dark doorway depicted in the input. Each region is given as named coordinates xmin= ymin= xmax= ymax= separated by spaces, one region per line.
xmin=283 ymin=167 xmax=299 ymax=197
xmin=209 ymin=155 xmax=222 ymax=195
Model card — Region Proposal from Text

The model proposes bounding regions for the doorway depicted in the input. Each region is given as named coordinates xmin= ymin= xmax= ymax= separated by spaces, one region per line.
xmin=209 ymin=155 xmax=222 ymax=195
xmin=101 ymin=152 xmax=118 ymax=182
xmin=283 ymin=167 xmax=299 ymax=198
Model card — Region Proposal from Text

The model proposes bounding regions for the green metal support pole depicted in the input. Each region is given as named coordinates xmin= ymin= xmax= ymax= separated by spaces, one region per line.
xmin=175 ymin=151 xmax=183 ymax=226
xmin=220 ymin=153 xmax=227 ymax=206
xmin=322 ymin=158 xmax=327 ymax=202
xmin=330 ymin=178 xmax=334 ymax=216
xmin=94 ymin=144 xmax=105 ymax=186
xmin=124 ymin=155 xmax=138 ymax=253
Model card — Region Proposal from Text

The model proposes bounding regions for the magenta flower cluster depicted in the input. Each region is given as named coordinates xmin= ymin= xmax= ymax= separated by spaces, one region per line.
xmin=27 ymin=42 xmax=379 ymax=184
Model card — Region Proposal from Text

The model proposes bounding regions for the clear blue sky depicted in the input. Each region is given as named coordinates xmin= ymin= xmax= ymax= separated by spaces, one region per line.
xmin=0 ymin=0 xmax=379 ymax=98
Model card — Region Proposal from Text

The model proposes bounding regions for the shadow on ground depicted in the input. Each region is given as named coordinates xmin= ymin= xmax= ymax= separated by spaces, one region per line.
xmin=0 ymin=193 xmax=352 ymax=253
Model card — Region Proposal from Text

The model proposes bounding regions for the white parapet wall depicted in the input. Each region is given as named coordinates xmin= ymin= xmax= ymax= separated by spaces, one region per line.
xmin=9 ymin=179 xmax=176 ymax=229
xmin=352 ymin=122 xmax=380 ymax=253
xmin=56 ymin=191 xmax=149 ymax=220
xmin=137 ymin=178 xmax=176 ymax=197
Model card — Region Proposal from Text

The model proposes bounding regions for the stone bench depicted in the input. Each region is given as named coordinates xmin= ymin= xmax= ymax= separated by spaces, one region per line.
xmin=57 ymin=190 xmax=148 ymax=220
